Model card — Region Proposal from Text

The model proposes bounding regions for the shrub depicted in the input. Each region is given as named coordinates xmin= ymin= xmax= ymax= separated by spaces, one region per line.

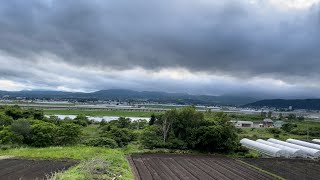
xmin=104 ymin=128 xmax=135 ymax=147
xmin=0 ymin=128 xmax=23 ymax=144
xmin=31 ymin=122 xmax=58 ymax=147
xmin=0 ymin=114 xmax=13 ymax=126
xmin=281 ymin=123 xmax=297 ymax=132
xmin=74 ymin=115 xmax=90 ymax=127
xmin=56 ymin=123 xmax=82 ymax=145
xmin=290 ymin=128 xmax=307 ymax=135
xmin=84 ymin=137 xmax=118 ymax=148
xmin=141 ymin=125 xmax=163 ymax=149
xmin=309 ymin=127 xmax=320 ymax=137
xmin=10 ymin=119 xmax=31 ymax=144
xmin=267 ymin=128 xmax=281 ymax=134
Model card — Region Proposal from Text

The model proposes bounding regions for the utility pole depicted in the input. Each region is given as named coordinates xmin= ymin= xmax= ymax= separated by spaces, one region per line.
xmin=307 ymin=122 xmax=309 ymax=140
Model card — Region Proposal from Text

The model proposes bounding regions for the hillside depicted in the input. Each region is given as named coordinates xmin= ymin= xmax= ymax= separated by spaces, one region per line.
xmin=0 ymin=89 xmax=257 ymax=106
xmin=244 ymin=99 xmax=320 ymax=110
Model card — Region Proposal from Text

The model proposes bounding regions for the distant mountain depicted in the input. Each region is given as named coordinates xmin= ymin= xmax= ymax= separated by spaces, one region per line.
xmin=244 ymin=99 xmax=320 ymax=110
xmin=0 ymin=89 xmax=258 ymax=106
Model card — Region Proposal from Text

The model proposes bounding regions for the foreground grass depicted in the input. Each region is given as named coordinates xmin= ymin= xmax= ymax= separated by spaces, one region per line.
xmin=44 ymin=109 xmax=162 ymax=117
xmin=0 ymin=146 xmax=133 ymax=180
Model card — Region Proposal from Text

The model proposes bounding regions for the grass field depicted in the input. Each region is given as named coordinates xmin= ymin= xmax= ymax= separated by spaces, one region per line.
xmin=238 ymin=120 xmax=320 ymax=141
xmin=0 ymin=146 xmax=133 ymax=180
xmin=238 ymin=128 xmax=313 ymax=140
xmin=44 ymin=109 xmax=163 ymax=117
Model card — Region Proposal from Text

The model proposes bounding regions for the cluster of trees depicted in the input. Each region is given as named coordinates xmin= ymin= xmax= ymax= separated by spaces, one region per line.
xmin=0 ymin=106 xmax=83 ymax=147
xmin=0 ymin=106 xmax=240 ymax=153
xmin=89 ymin=117 xmax=148 ymax=148
xmin=141 ymin=107 xmax=238 ymax=152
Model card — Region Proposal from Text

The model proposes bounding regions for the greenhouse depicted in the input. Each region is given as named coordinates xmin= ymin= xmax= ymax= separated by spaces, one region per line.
xmin=240 ymin=138 xmax=284 ymax=157
xmin=256 ymin=139 xmax=304 ymax=158
xmin=268 ymin=138 xmax=320 ymax=158
xmin=312 ymin=139 xmax=320 ymax=143
xmin=287 ymin=139 xmax=320 ymax=150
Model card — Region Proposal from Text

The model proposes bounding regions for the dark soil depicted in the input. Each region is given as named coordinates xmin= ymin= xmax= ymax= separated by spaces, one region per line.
xmin=0 ymin=158 xmax=77 ymax=180
xmin=129 ymin=154 xmax=276 ymax=180
xmin=242 ymin=158 xmax=320 ymax=180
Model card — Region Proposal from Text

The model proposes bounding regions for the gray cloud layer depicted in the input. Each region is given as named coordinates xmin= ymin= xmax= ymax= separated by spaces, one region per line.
xmin=0 ymin=0 xmax=320 ymax=97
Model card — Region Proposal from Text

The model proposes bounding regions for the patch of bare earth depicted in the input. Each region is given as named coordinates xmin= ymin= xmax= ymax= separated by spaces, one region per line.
xmin=0 ymin=158 xmax=77 ymax=179
xmin=129 ymin=154 xmax=276 ymax=180
xmin=242 ymin=158 xmax=320 ymax=180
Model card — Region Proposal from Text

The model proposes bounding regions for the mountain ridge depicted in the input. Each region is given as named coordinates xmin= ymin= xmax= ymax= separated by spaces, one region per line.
xmin=0 ymin=89 xmax=257 ymax=106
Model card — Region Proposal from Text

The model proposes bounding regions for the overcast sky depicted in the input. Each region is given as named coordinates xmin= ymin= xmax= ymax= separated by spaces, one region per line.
xmin=0 ymin=0 xmax=320 ymax=98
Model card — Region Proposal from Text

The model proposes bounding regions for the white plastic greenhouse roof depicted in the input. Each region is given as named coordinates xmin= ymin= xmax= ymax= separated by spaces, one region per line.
xmin=312 ymin=139 xmax=320 ymax=143
xmin=287 ymin=139 xmax=320 ymax=150
xmin=240 ymin=138 xmax=284 ymax=157
xmin=256 ymin=139 xmax=304 ymax=158
xmin=268 ymin=138 xmax=320 ymax=158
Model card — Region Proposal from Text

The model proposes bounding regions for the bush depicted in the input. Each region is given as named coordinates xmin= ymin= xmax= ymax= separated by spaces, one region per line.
xmin=290 ymin=128 xmax=307 ymax=135
xmin=84 ymin=137 xmax=118 ymax=148
xmin=0 ymin=114 xmax=13 ymax=126
xmin=104 ymin=128 xmax=135 ymax=147
xmin=267 ymin=128 xmax=281 ymax=134
xmin=309 ymin=127 xmax=320 ymax=137
xmin=117 ymin=117 xmax=131 ymax=128
xmin=56 ymin=123 xmax=82 ymax=145
xmin=281 ymin=123 xmax=297 ymax=132
xmin=0 ymin=128 xmax=23 ymax=144
xmin=31 ymin=122 xmax=58 ymax=147
xmin=10 ymin=119 xmax=31 ymax=144
xmin=141 ymin=125 xmax=163 ymax=149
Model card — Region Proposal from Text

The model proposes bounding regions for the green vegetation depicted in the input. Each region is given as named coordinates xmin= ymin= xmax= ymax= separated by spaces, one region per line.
xmin=43 ymin=109 xmax=162 ymax=117
xmin=1 ymin=105 xmax=320 ymax=179
xmin=238 ymin=120 xmax=320 ymax=141
xmin=141 ymin=107 xmax=238 ymax=152
xmin=0 ymin=146 xmax=133 ymax=180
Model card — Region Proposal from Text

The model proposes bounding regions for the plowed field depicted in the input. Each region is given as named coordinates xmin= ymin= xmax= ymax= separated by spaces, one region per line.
xmin=242 ymin=158 xmax=320 ymax=180
xmin=129 ymin=154 xmax=276 ymax=180
xmin=0 ymin=158 xmax=77 ymax=179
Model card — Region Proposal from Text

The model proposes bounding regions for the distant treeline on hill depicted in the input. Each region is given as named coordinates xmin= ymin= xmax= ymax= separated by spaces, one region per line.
xmin=0 ymin=89 xmax=257 ymax=106
xmin=244 ymin=99 xmax=320 ymax=110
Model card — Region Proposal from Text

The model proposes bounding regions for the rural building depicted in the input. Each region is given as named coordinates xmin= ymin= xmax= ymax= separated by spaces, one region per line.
xmin=230 ymin=120 xmax=253 ymax=128
xmin=263 ymin=119 xmax=274 ymax=128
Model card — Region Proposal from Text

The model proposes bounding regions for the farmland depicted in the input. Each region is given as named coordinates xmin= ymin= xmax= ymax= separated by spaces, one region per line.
xmin=43 ymin=109 xmax=161 ymax=117
xmin=0 ymin=158 xmax=77 ymax=179
xmin=0 ymin=146 xmax=133 ymax=179
xmin=129 ymin=154 xmax=277 ymax=180
xmin=242 ymin=158 xmax=320 ymax=180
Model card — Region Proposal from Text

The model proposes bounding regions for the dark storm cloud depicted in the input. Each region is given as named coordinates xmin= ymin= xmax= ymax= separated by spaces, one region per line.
xmin=0 ymin=0 xmax=320 ymax=80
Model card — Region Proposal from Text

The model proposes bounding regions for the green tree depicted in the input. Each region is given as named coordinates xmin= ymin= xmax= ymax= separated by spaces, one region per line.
xmin=104 ymin=128 xmax=134 ymax=147
xmin=31 ymin=122 xmax=58 ymax=147
xmin=281 ymin=123 xmax=297 ymax=132
xmin=288 ymin=114 xmax=296 ymax=120
xmin=149 ymin=114 xmax=156 ymax=125
xmin=74 ymin=114 xmax=90 ymax=126
xmin=5 ymin=106 xmax=24 ymax=120
xmin=117 ymin=117 xmax=131 ymax=128
xmin=0 ymin=128 xmax=23 ymax=144
xmin=0 ymin=114 xmax=13 ymax=127
xmin=10 ymin=119 xmax=31 ymax=144
xmin=56 ymin=123 xmax=81 ymax=145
